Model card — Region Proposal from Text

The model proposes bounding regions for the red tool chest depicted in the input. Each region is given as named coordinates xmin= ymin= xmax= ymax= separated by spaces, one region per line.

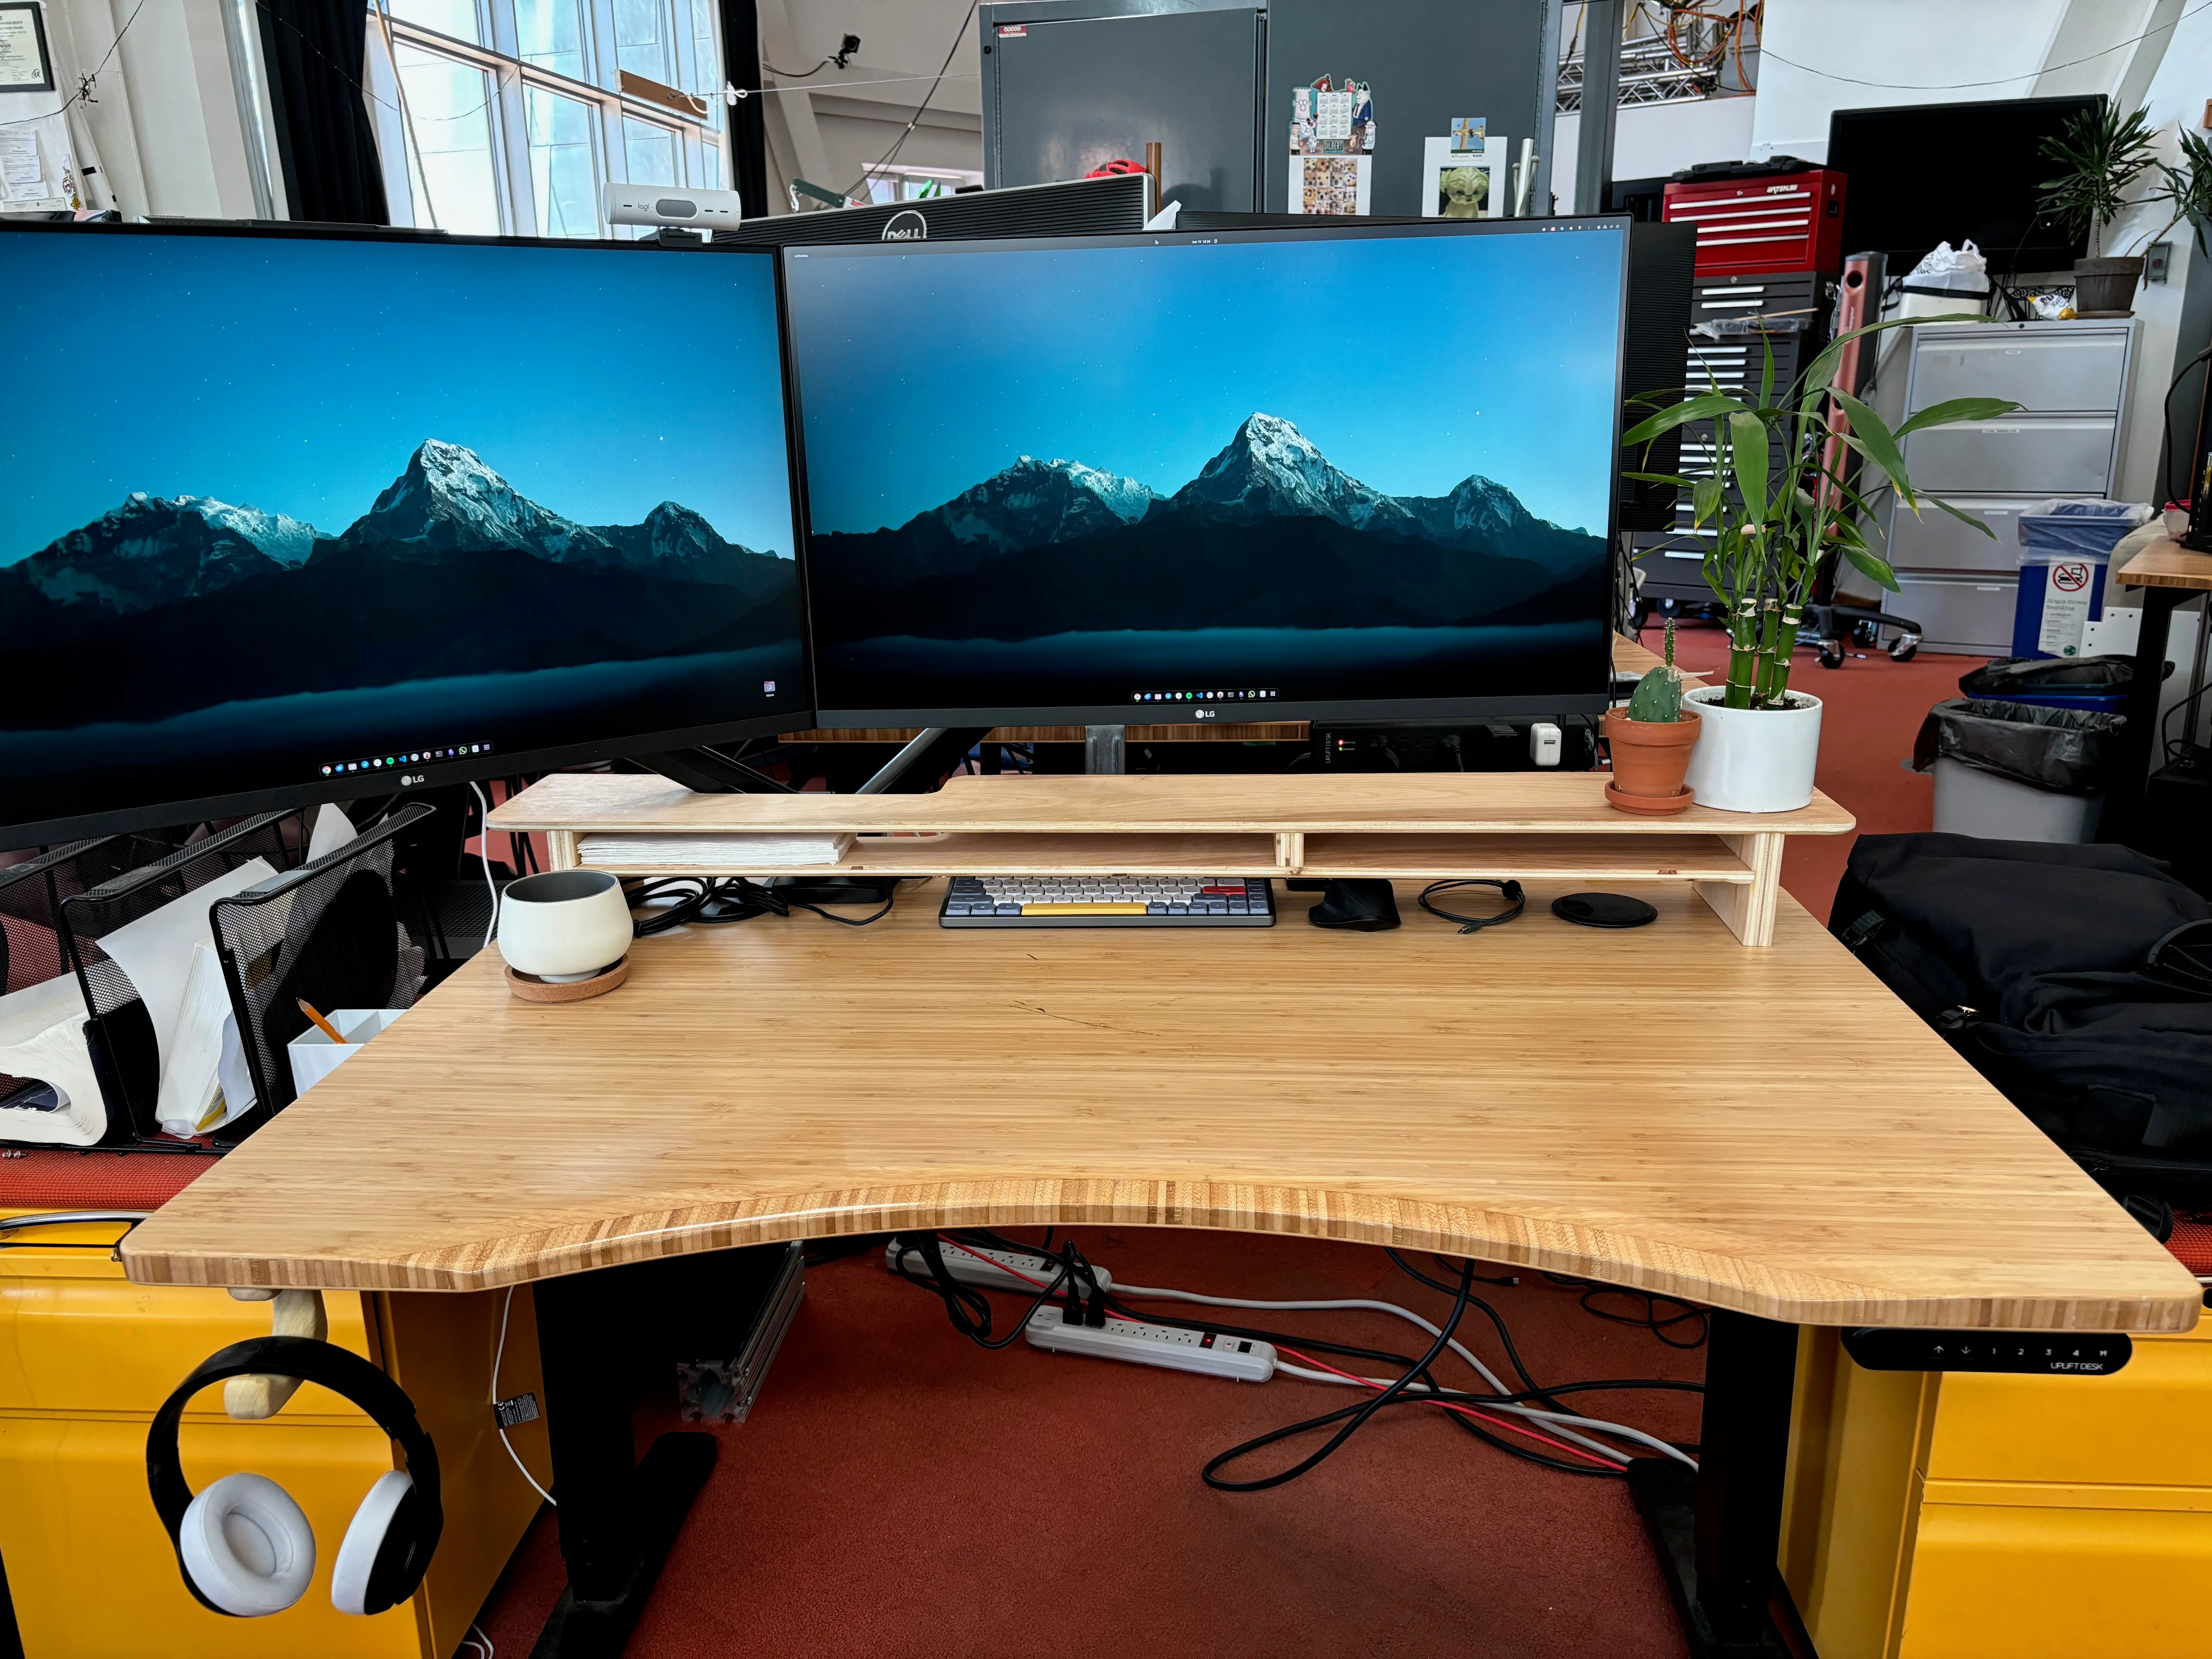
xmin=1662 ymin=168 xmax=1848 ymax=276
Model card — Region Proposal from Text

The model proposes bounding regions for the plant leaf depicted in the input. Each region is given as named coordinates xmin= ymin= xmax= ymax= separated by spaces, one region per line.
xmin=1842 ymin=544 xmax=1901 ymax=593
xmin=1830 ymin=390 xmax=1913 ymax=497
xmin=1729 ymin=410 xmax=1770 ymax=523
xmin=1622 ymin=392 xmax=1750 ymax=447
xmin=1692 ymin=474 xmax=1724 ymax=526
xmin=1893 ymin=395 xmax=2023 ymax=438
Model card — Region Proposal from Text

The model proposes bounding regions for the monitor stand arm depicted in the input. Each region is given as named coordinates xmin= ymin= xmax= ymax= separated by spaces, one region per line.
xmin=636 ymin=747 xmax=792 ymax=795
xmin=856 ymin=726 xmax=993 ymax=794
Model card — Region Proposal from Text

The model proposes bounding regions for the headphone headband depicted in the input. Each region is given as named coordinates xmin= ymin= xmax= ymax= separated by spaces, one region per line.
xmin=148 ymin=1336 xmax=443 ymax=1611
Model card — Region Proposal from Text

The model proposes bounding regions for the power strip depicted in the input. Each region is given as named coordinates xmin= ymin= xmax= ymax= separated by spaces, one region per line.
xmin=1024 ymin=1307 xmax=1276 ymax=1382
xmin=884 ymin=1239 xmax=1116 ymax=1297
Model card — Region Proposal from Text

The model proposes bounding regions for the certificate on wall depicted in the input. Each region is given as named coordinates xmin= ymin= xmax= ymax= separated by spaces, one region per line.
xmin=0 ymin=3 xmax=54 ymax=94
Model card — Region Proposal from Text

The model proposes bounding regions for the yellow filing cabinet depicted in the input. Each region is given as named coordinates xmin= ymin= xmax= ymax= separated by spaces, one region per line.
xmin=1780 ymin=1307 xmax=2212 ymax=1659
xmin=0 ymin=1211 xmax=552 ymax=1659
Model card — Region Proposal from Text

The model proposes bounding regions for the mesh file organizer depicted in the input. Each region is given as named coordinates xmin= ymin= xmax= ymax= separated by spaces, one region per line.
xmin=0 ymin=832 xmax=180 ymax=998
xmin=59 ymin=811 xmax=307 ymax=1146
xmin=210 ymin=802 xmax=432 ymax=1129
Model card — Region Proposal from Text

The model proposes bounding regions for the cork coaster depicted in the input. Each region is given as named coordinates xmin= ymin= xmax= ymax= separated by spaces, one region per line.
xmin=505 ymin=957 xmax=629 ymax=1002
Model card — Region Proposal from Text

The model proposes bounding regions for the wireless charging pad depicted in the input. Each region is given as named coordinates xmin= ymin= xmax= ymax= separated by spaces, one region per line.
xmin=1551 ymin=893 xmax=1659 ymax=929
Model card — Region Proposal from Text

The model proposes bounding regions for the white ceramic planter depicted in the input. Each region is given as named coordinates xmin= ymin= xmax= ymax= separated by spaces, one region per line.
xmin=1681 ymin=687 xmax=1822 ymax=812
xmin=498 ymin=870 xmax=634 ymax=981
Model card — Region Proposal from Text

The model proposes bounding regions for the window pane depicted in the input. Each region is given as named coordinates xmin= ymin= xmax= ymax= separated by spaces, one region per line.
xmin=615 ymin=0 xmax=671 ymax=83
xmin=514 ymin=0 xmax=584 ymax=80
xmin=385 ymin=0 xmax=479 ymax=45
xmin=394 ymin=45 xmax=501 ymax=235
xmin=622 ymin=116 xmax=678 ymax=185
xmin=527 ymin=88 xmax=598 ymax=237
xmin=685 ymin=0 xmax=717 ymax=96
xmin=699 ymin=141 xmax=720 ymax=191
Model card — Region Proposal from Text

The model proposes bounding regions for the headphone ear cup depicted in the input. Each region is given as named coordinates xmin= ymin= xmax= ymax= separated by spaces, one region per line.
xmin=331 ymin=1470 xmax=427 ymax=1616
xmin=179 ymin=1473 xmax=316 ymax=1617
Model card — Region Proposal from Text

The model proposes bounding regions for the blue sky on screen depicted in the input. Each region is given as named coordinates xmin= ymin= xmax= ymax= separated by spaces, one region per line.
xmin=788 ymin=226 xmax=1626 ymax=537
xmin=3 ymin=234 xmax=796 ymax=561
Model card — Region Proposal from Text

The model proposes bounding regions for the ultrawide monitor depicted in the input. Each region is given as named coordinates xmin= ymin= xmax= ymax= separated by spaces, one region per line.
xmin=783 ymin=219 xmax=1628 ymax=727
xmin=1 ymin=224 xmax=807 ymax=847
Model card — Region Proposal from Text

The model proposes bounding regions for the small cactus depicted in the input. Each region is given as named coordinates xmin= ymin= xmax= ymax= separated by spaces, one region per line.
xmin=1628 ymin=618 xmax=1684 ymax=722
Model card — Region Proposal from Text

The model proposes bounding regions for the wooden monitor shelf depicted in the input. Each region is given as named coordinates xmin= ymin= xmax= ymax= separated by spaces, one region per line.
xmin=490 ymin=774 xmax=1853 ymax=947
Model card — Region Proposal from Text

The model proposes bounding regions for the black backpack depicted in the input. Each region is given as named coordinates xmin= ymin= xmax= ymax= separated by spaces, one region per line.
xmin=1831 ymin=834 xmax=2212 ymax=1193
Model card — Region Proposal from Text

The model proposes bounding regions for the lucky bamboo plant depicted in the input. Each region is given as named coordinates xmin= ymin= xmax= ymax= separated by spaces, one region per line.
xmin=1623 ymin=318 xmax=2021 ymax=710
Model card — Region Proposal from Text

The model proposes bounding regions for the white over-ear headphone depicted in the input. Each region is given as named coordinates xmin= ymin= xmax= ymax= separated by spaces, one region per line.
xmin=148 ymin=1336 xmax=443 ymax=1618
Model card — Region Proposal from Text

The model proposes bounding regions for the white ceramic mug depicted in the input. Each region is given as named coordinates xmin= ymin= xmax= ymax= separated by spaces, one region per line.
xmin=497 ymin=871 xmax=634 ymax=982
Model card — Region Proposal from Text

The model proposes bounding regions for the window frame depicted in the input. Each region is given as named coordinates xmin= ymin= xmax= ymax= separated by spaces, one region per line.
xmin=367 ymin=0 xmax=726 ymax=238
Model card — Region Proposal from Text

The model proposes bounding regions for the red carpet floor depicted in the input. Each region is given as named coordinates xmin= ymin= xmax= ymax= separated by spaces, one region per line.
xmin=466 ymin=642 xmax=1970 ymax=1656
xmin=472 ymin=1230 xmax=1708 ymax=1659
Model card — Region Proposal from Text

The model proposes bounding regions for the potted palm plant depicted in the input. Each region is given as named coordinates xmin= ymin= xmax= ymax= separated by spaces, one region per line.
xmin=1623 ymin=320 xmax=2020 ymax=812
xmin=2039 ymin=103 xmax=2158 ymax=314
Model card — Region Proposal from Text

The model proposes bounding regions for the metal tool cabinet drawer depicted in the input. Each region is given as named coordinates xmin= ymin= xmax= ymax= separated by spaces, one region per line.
xmin=1884 ymin=494 xmax=2098 ymax=576
xmin=1901 ymin=417 xmax=2118 ymax=496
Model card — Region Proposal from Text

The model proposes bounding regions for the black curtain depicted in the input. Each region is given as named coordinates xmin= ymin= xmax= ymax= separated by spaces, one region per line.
xmin=718 ymin=0 xmax=768 ymax=216
xmin=258 ymin=0 xmax=390 ymax=224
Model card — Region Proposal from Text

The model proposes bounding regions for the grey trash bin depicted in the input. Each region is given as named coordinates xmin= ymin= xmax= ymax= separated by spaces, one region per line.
xmin=1911 ymin=697 xmax=2127 ymax=843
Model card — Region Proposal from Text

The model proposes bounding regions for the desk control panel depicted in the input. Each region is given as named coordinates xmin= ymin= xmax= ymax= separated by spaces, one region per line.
xmin=1843 ymin=1328 xmax=2133 ymax=1376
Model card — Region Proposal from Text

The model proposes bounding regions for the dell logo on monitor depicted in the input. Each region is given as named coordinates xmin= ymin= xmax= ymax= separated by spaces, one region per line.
xmin=882 ymin=210 xmax=928 ymax=242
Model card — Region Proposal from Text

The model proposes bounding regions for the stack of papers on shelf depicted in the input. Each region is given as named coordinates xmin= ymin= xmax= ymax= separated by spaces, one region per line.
xmin=579 ymin=833 xmax=854 ymax=869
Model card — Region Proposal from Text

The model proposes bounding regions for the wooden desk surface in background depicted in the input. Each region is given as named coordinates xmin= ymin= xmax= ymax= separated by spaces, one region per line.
xmin=120 ymin=881 xmax=2198 ymax=1333
xmin=2116 ymin=537 xmax=2212 ymax=592
xmin=779 ymin=634 xmax=1673 ymax=743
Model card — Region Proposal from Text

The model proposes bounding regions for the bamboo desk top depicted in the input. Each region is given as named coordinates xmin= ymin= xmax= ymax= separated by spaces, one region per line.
xmin=2116 ymin=537 xmax=2212 ymax=592
xmin=120 ymin=878 xmax=2200 ymax=1334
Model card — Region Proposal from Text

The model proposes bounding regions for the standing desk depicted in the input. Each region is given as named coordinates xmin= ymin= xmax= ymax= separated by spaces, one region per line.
xmin=118 ymin=780 xmax=2199 ymax=1659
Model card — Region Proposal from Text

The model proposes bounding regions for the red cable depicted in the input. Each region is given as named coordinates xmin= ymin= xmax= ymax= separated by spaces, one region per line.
xmin=1278 ymin=1346 xmax=1627 ymax=1470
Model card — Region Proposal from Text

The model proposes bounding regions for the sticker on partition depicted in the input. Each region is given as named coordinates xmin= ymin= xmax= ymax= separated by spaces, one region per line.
xmin=2038 ymin=560 xmax=2096 ymax=657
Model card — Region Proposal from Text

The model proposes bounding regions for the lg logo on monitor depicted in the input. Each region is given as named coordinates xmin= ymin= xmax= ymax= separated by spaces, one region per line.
xmin=881 ymin=210 xmax=927 ymax=242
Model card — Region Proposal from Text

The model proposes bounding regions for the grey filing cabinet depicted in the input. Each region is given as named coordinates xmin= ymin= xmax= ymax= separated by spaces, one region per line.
xmin=1887 ymin=318 xmax=2138 ymax=654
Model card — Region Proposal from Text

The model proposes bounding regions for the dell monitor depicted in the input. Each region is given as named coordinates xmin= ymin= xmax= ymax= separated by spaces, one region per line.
xmin=1827 ymin=96 xmax=2101 ymax=276
xmin=781 ymin=218 xmax=1628 ymax=728
xmin=0 ymin=223 xmax=808 ymax=848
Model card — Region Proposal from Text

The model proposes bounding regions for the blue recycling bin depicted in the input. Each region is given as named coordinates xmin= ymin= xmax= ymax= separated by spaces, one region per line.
xmin=2009 ymin=501 xmax=2145 ymax=659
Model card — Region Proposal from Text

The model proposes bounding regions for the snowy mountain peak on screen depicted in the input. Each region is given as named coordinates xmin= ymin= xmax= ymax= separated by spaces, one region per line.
xmin=1176 ymin=413 xmax=1411 ymax=530
xmin=341 ymin=440 xmax=613 ymax=559
xmin=918 ymin=455 xmax=1156 ymax=550
xmin=5 ymin=491 xmax=324 ymax=614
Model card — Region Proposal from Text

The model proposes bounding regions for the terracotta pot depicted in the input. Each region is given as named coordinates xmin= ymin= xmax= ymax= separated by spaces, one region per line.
xmin=1602 ymin=706 xmax=1700 ymax=816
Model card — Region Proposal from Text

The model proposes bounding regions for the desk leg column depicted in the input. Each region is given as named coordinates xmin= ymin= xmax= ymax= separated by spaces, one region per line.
xmin=2111 ymin=586 xmax=2187 ymax=846
xmin=1627 ymin=1310 xmax=1811 ymax=1659
xmin=529 ymin=1272 xmax=718 ymax=1659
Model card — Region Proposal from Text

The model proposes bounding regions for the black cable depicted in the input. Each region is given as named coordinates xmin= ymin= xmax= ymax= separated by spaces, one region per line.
xmin=1203 ymin=1257 xmax=1477 ymax=1492
xmin=1542 ymin=1272 xmax=1711 ymax=1349
xmin=623 ymin=876 xmax=903 ymax=934
xmin=842 ymin=2 xmax=978 ymax=199
xmin=890 ymin=1231 xmax=1082 ymax=1350
xmin=2160 ymin=342 xmax=2212 ymax=507
xmin=1415 ymin=879 xmax=1526 ymax=934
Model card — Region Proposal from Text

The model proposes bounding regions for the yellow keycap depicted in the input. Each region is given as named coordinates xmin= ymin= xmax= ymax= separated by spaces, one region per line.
xmin=1017 ymin=903 xmax=1151 ymax=915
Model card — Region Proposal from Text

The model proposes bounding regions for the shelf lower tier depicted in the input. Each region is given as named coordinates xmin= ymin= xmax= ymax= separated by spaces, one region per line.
xmin=559 ymin=830 xmax=1759 ymax=886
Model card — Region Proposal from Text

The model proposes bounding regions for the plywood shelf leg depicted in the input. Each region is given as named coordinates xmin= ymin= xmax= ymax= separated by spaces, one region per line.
xmin=1275 ymin=831 xmax=1304 ymax=873
xmin=1697 ymin=832 xmax=1783 ymax=946
xmin=547 ymin=831 xmax=579 ymax=872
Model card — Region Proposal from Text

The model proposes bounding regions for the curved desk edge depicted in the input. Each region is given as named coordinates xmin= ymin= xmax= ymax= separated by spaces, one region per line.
xmin=119 ymin=1178 xmax=2205 ymax=1333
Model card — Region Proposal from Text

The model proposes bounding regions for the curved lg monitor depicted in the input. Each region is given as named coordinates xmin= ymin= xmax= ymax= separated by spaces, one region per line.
xmin=783 ymin=218 xmax=1628 ymax=728
xmin=1 ymin=223 xmax=807 ymax=848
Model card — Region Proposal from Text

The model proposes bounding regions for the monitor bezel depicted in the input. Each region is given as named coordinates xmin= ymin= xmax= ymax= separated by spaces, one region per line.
xmin=781 ymin=215 xmax=1631 ymax=732
xmin=0 ymin=218 xmax=817 ymax=850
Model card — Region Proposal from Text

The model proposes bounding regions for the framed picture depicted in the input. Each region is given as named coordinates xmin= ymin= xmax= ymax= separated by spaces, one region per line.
xmin=1422 ymin=135 xmax=1508 ymax=220
xmin=0 ymin=2 xmax=54 ymax=95
xmin=1291 ymin=153 xmax=1370 ymax=216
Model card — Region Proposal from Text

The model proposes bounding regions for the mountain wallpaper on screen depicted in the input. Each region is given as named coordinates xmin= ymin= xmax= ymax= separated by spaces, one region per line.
xmin=811 ymin=413 xmax=1606 ymax=646
xmin=5 ymin=440 xmax=800 ymax=730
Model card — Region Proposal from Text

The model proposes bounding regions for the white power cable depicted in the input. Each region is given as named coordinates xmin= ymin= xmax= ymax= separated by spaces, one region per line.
xmin=1112 ymin=1280 xmax=1696 ymax=1468
xmin=493 ymin=1285 xmax=556 ymax=1508
xmin=469 ymin=779 xmax=498 ymax=952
